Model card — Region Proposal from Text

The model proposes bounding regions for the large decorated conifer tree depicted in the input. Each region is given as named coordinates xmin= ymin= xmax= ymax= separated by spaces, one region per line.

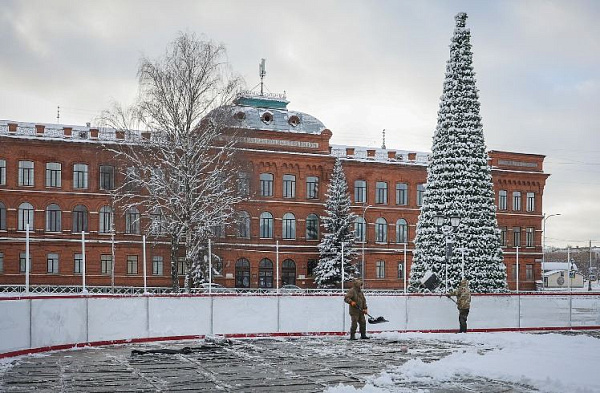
xmin=314 ymin=158 xmax=358 ymax=288
xmin=409 ymin=13 xmax=507 ymax=293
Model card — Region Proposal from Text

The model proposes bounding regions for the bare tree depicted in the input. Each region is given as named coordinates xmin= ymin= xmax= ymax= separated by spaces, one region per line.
xmin=101 ymin=32 xmax=244 ymax=291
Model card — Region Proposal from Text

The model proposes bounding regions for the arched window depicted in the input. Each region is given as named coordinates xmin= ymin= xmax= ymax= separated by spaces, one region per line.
xmin=375 ymin=217 xmax=387 ymax=243
xmin=282 ymin=213 xmax=296 ymax=239
xmin=45 ymin=204 xmax=62 ymax=232
xmin=125 ymin=207 xmax=140 ymax=234
xmin=235 ymin=258 xmax=250 ymax=288
xmin=18 ymin=202 xmax=34 ymax=231
xmin=99 ymin=206 xmax=113 ymax=233
xmin=396 ymin=219 xmax=408 ymax=244
xmin=355 ymin=216 xmax=366 ymax=242
xmin=259 ymin=212 xmax=273 ymax=238
xmin=0 ymin=202 xmax=6 ymax=231
xmin=306 ymin=214 xmax=319 ymax=240
xmin=72 ymin=205 xmax=88 ymax=233
xmin=237 ymin=211 xmax=250 ymax=238
xmin=282 ymin=259 xmax=296 ymax=285
xmin=259 ymin=258 xmax=273 ymax=288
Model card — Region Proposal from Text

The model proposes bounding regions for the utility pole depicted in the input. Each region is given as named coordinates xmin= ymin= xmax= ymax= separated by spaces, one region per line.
xmin=542 ymin=213 xmax=561 ymax=289
xmin=589 ymin=240 xmax=593 ymax=291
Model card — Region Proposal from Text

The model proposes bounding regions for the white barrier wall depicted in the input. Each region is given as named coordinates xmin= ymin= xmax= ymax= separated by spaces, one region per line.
xmin=2 ymin=293 xmax=600 ymax=356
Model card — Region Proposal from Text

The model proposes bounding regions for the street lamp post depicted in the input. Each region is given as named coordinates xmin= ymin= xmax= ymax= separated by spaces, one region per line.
xmin=542 ymin=213 xmax=561 ymax=289
xmin=434 ymin=214 xmax=461 ymax=293
xmin=361 ymin=205 xmax=372 ymax=286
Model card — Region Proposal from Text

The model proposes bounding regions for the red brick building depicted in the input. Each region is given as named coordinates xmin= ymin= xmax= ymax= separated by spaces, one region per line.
xmin=0 ymin=93 xmax=548 ymax=291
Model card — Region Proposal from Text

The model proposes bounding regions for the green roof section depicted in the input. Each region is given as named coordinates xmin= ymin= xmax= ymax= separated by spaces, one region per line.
xmin=234 ymin=92 xmax=289 ymax=109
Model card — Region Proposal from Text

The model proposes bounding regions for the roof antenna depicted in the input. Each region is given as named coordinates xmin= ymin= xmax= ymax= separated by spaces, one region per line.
xmin=381 ymin=129 xmax=386 ymax=149
xmin=57 ymin=106 xmax=60 ymax=124
xmin=259 ymin=59 xmax=266 ymax=96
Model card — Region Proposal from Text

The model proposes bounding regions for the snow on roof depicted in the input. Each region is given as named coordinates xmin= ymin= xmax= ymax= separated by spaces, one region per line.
xmin=331 ymin=144 xmax=430 ymax=165
xmin=543 ymin=262 xmax=579 ymax=271
xmin=0 ymin=119 xmax=147 ymax=144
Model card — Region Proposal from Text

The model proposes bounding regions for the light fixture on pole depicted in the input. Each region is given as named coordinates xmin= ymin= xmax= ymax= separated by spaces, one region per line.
xmin=542 ymin=213 xmax=561 ymax=289
xmin=434 ymin=214 xmax=461 ymax=293
xmin=361 ymin=204 xmax=372 ymax=286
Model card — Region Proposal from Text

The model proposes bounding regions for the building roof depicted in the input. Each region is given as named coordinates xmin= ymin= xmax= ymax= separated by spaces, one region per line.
xmin=543 ymin=270 xmax=583 ymax=277
xmin=543 ymin=262 xmax=579 ymax=271
xmin=209 ymin=92 xmax=327 ymax=135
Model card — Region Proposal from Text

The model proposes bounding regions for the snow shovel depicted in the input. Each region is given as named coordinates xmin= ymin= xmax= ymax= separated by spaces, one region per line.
xmin=446 ymin=294 xmax=457 ymax=304
xmin=354 ymin=304 xmax=388 ymax=324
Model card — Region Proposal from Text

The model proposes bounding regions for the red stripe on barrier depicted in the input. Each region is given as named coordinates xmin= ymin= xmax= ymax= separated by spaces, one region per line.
xmin=2 ymin=291 xmax=600 ymax=301
xmin=2 ymin=326 xmax=599 ymax=359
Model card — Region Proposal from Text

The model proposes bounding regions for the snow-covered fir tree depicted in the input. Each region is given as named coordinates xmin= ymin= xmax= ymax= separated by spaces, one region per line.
xmin=314 ymin=159 xmax=359 ymax=287
xmin=409 ymin=13 xmax=507 ymax=293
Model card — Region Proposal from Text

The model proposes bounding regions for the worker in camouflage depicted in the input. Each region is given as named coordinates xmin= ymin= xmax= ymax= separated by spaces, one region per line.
xmin=344 ymin=279 xmax=369 ymax=340
xmin=447 ymin=279 xmax=471 ymax=333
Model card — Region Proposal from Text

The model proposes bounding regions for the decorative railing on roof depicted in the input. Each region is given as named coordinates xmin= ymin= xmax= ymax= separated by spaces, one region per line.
xmin=0 ymin=121 xmax=145 ymax=143
xmin=330 ymin=146 xmax=430 ymax=165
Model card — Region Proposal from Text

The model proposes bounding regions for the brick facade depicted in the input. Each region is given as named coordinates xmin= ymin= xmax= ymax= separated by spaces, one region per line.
xmin=0 ymin=105 xmax=548 ymax=291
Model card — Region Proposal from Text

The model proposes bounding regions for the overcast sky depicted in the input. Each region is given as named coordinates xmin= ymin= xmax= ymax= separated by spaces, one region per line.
xmin=1 ymin=0 xmax=598 ymax=248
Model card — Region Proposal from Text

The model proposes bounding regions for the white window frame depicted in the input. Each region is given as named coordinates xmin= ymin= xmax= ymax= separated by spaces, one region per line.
xmin=101 ymin=255 xmax=113 ymax=275
xmin=0 ymin=159 xmax=6 ymax=185
xmin=45 ymin=162 xmax=62 ymax=188
xmin=18 ymin=202 xmax=34 ymax=231
xmin=354 ymin=180 xmax=366 ymax=203
xmin=512 ymin=191 xmax=522 ymax=211
xmin=396 ymin=183 xmax=407 ymax=205
xmin=45 ymin=204 xmax=62 ymax=232
xmin=306 ymin=176 xmax=319 ymax=199
xmin=375 ymin=260 xmax=385 ymax=279
xmin=499 ymin=190 xmax=507 ymax=210
xmin=74 ymin=254 xmax=83 ymax=274
xmin=375 ymin=182 xmax=388 ymax=204
xmin=396 ymin=219 xmax=408 ymax=244
xmin=375 ymin=217 xmax=387 ymax=243
xmin=47 ymin=253 xmax=59 ymax=274
xmin=526 ymin=192 xmax=535 ymax=212
xmin=73 ymin=163 xmax=89 ymax=189
xmin=306 ymin=214 xmax=319 ymax=240
xmin=417 ymin=184 xmax=426 ymax=206
xmin=260 ymin=173 xmax=274 ymax=197
xmin=18 ymin=160 xmax=34 ymax=186
xmin=260 ymin=212 xmax=273 ymax=238
xmin=526 ymin=227 xmax=534 ymax=247
xmin=283 ymin=174 xmax=296 ymax=198
xmin=355 ymin=217 xmax=366 ymax=242
xmin=152 ymin=256 xmax=164 ymax=276
xmin=127 ymin=255 xmax=138 ymax=275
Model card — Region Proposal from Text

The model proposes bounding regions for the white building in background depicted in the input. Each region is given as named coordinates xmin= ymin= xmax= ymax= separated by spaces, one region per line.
xmin=543 ymin=261 xmax=584 ymax=288
xmin=543 ymin=262 xmax=578 ymax=273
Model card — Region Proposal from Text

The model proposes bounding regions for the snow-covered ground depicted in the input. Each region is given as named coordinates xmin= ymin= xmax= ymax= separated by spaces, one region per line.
xmin=328 ymin=331 xmax=600 ymax=393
